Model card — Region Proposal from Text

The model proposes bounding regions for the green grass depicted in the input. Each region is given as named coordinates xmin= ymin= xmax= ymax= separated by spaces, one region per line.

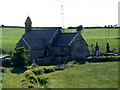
xmin=1 ymin=28 xmax=120 ymax=54
xmin=2 ymin=65 xmax=55 ymax=88
xmin=0 ymin=54 xmax=8 ymax=57
xmin=81 ymin=28 xmax=119 ymax=53
xmin=1 ymin=62 xmax=119 ymax=88
xmin=46 ymin=62 xmax=118 ymax=88
xmin=2 ymin=68 xmax=25 ymax=88
xmin=2 ymin=28 xmax=24 ymax=53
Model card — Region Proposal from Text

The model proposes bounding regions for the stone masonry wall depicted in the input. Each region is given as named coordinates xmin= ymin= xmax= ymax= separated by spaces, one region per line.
xmin=31 ymin=50 xmax=44 ymax=60
xmin=51 ymin=47 xmax=70 ymax=57
xmin=70 ymin=33 xmax=90 ymax=59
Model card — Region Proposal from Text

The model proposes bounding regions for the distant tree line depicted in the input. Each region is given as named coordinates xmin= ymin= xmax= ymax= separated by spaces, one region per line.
xmin=1 ymin=24 xmax=119 ymax=29
xmin=68 ymin=26 xmax=120 ymax=29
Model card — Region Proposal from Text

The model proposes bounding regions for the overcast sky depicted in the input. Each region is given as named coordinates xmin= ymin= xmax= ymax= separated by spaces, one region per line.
xmin=0 ymin=0 xmax=119 ymax=27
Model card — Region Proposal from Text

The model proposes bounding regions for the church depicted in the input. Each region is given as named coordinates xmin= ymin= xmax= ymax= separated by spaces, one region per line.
xmin=15 ymin=17 xmax=89 ymax=64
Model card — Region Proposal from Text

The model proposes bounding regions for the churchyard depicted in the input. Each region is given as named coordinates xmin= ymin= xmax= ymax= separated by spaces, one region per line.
xmin=0 ymin=27 xmax=120 ymax=88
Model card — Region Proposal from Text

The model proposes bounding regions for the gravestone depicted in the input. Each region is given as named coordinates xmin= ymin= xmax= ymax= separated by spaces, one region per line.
xmin=112 ymin=48 xmax=116 ymax=53
xmin=32 ymin=59 xmax=36 ymax=67
xmin=95 ymin=42 xmax=99 ymax=56
xmin=91 ymin=44 xmax=94 ymax=56
xmin=106 ymin=43 xmax=110 ymax=53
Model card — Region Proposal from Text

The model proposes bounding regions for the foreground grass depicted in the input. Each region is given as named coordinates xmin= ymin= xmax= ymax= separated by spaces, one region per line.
xmin=46 ymin=62 xmax=118 ymax=88
xmin=2 ymin=68 xmax=25 ymax=88
xmin=2 ymin=62 xmax=119 ymax=88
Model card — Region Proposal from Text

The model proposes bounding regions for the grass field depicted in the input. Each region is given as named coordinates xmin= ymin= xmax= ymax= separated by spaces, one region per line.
xmin=2 ymin=28 xmax=24 ymax=53
xmin=46 ymin=62 xmax=118 ymax=88
xmin=2 ymin=62 xmax=118 ymax=88
xmin=1 ymin=28 xmax=120 ymax=54
xmin=81 ymin=28 xmax=119 ymax=53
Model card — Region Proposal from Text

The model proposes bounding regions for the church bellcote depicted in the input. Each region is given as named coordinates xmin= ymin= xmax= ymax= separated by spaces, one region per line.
xmin=25 ymin=16 xmax=32 ymax=33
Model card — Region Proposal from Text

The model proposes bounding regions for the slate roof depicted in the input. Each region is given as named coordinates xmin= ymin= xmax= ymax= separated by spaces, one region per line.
xmin=19 ymin=29 xmax=78 ymax=49
xmin=54 ymin=33 xmax=77 ymax=47
xmin=23 ymin=38 xmax=45 ymax=49
xmin=22 ymin=29 xmax=58 ymax=49
xmin=23 ymin=30 xmax=58 ymax=44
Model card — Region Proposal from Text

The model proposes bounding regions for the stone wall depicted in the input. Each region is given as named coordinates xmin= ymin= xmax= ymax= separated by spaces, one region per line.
xmin=35 ymin=56 xmax=70 ymax=66
xmin=31 ymin=50 xmax=44 ymax=60
xmin=70 ymin=33 xmax=90 ymax=59
xmin=51 ymin=47 xmax=70 ymax=57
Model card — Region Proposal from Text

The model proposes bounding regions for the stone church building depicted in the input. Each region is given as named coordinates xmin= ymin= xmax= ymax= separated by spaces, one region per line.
xmin=16 ymin=17 xmax=89 ymax=64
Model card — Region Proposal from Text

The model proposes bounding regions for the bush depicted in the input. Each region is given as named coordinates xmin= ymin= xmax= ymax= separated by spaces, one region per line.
xmin=24 ymin=70 xmax=36 ymax=78
xmin=37 ymin=76 xmax=48 ymax=85
xmin=54 ymin=64 xmax=66 ymax=71
xmin=54 ymin=62 xmax=75 ymax=71
xmin=74 ymin=59 xmax=86 ymax=64
xmin=43 ymin=68 xmax=55 ymax=73
xmin=2 ymin=59 xmax=12 ymax=67
xmin=0 ymin=67 xmax=6 ymax=73
xmin=28 ymin=75 xmax=38 ymax=84
xmin=11 ymin=68 xmax=26 ymax=73
xmin=67 ymin=61 xmax=74 ymax=67
xmin=27 ymin=64 xmax=38 ymax=69
xmin=31 ymin=68 xmax=43 ymax=75
xmin=10 ymin=47 xmax=30 ymax=68
xmin=1 ymin=48 xmax=9 ymax=54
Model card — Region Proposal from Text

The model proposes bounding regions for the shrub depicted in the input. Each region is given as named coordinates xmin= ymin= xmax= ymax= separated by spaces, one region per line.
xmin=31 ymin=68 xmax=43 ymax=75
xmin=11 ymin=68 xmax=26 ymax=73
xmin=28 ymin=75 xmax=38 ymax=84
xmin=10 ymin=47 xmax=30 ymax=69
xmin=37 ymin=76 xmax=48 ymax=85
xmin=24 ymin=70 xmax=39 ymax=87
xmin=1 ymin=48 xmax=9 ymax=54
xmin=0 ymin=67 xmax=6 ymax=73
xmin=67 ymin=61 xmax=74 ymax=67
xmin=75 ymin=59 xmax=86 ymax=64
xmin=27 ymin=64 xmax=38 ymax=69
xmin=43 ymin=68 xmax=55 ymax=73
xmin=28 ymin=85 xmax=34 ymax=88
xmin=2 ymin=59 xmax=12 ymax=67
xmin=54 ymin=64 xmax=66 ymax=71
xmin=24 ymin=70 xmax=36 ymax=78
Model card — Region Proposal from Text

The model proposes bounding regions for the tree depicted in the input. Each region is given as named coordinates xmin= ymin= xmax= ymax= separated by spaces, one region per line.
xmin=104 ymin=25 xmax=107 ymax=28
xmin=10 ymin=47 xmax=30 ymax=68
xmin=77 ymin=25 xmax=83 ymax=32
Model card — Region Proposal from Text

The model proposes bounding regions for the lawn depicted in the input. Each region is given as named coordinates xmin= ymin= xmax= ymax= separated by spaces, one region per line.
xmin=46 ymin=62 xmax=118 ymax=88
xmin=2 ymin=68 xmax=25 ymax=88
xmin=1 ymin=28 xmax=120 ymax=54
xmin=1 ymin=62 xmax=118 ymax=88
